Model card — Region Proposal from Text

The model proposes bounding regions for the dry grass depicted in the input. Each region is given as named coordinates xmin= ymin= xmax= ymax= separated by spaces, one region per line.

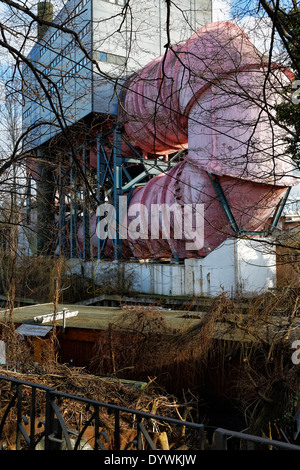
xmin=1 ymin=252 xmax=300 ymax=445
xmin=0 ymin=363 xmax=200 ymax=450
xmin=89 ymin=290 xmax=300 ymax=439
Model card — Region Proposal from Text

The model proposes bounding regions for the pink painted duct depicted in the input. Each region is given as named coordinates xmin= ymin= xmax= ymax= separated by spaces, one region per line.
xmin=83 ymin=21 xmax=297 ymax=259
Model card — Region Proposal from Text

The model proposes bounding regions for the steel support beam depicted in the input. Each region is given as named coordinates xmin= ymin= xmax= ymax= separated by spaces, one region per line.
xmin=113 ymin=125 xmax=123 ymax=260
xmin=267 ymin=186 xmax=291 ymax=234
xmin=70 ymin=152 xmax=78 ymax=258
xmin=207 ymin=172 xmax=240 ymax=234
xmin=36 ymin=148 xmax=55 ymax=256
xmin=96 ymin=131 xmax=106 ymax=260
xmin=58 ymin=162 xmax=66 ymax=256
xmin=26 ymin=174 xmax=31 ymax=225
xmin=208 ymin=172 xmax=290 ymax=237
xmin=82 ymin=146 xmax=90 ymax=260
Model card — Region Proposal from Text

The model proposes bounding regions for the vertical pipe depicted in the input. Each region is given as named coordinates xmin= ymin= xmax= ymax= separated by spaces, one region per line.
xmin=215 ymin=429 xmax=228 ymax=450
xmin=26 ymin=174 xmax=31 ymax=225
xmin=29 ymin=387 xmax=36 ymax=450
xmin=58 ymin=162 xmax=66 ymax=256
xmin=82 ymin=146 xmax=90 ymax=260
xmin=96 ymin=132 xmax=101 ymax=260
xmin=16 ymin=384 xmax=22 ymax=450
xmin=37 ymin=2 xmax=53 ymax=40
xmin=113 ymin=125 xmax=122 ymax=261
xmin=70 ymin=152 xmax=78 ymax=258
xmin=36 ymin=148 xmax=55 ymax=256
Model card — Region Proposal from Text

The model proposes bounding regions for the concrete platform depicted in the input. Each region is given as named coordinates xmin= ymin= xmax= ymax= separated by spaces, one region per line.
xmin=68 ymin=238 xmax=277 ymax=297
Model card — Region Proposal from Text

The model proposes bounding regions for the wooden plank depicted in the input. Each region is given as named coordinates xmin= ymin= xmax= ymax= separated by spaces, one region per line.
xmin=59 ymin=328 xmax=102 ymax=342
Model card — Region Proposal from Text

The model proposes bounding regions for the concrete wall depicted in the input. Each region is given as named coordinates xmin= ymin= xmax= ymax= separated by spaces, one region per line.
xmin=68 ymin=238 xmax=277 ymax=297
xmin=93 ymin=0 xmax=214 ymax=72
xmin=92 ymin=0 xmax=214 ymax=114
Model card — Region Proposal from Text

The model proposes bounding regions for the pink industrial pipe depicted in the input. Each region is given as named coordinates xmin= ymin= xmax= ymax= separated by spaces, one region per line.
xmin=82 ymin=21 xmax=296 ymax=259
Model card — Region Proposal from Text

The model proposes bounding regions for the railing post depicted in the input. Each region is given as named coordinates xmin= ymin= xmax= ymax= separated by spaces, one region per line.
xmin=29 ymin=387 xmax=36 ymax=450
xmin=94 ymin=404 xmax=100 ymax=451
xmin=215 ymin=429 xmax=228 ymax=450
xmin=136 ymin=416 xmax=143 ymax=450
xmin=16 ymin=384 xmax=23 ymax=450
xmin=114 ymin=409 xmax=120 ymax=450
xmin=247 ymin=439 xmax=256 ymax=450
xmin=198 ymin=424 xmax=205 ymax=450
xmin=44 ymin=390 xmax=60 ymax=450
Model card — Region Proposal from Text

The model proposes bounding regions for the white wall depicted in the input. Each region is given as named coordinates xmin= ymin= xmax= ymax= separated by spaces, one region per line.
xmin=93 ymin=0 xmax=213 ymax=72
xmin=68 ymin=238 xmax=277 ymax=297
xmin=92 ymin=0 xmax=213 ymax=114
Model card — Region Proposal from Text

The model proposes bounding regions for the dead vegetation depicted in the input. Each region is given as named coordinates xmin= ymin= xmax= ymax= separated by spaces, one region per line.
xmin=0 ymin=363 xmax=201 ymax=450
xmin=1 ymin=251 xmax=300 ymax=448
xmin=89 ymin=290 xmax=300 ymax=441
xmin=0 ymin=254 xmax=137 ymax=307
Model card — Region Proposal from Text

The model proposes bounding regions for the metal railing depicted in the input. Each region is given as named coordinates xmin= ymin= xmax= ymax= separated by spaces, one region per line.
xmin=0 ymin=375 xmax=300 ymax=451
xmin=214 ymin=428 xmax=300 ymax=450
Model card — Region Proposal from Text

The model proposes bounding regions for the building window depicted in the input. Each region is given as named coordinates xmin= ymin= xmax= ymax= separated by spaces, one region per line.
xmin=50 ymin=54 xmax=63 ymax=68
xmin=99 ymin=51 xmax=126 ymax=65
xmin=39 ymin=28 xmax=61 ymax=58
xmin=75 ymin=0 xmax=90 ymax=15
xmin=103 ymin=0 xmax=126 ymax=5
xmin=49 ymin=29 xmax=61 ymax=45
xmin=99 ymin=52 xmax=107 ymax=62
xmin=61 ymin=56 xmax=90 ymax=82
xmin=23 ymin=108 xmax=32 ymax=119
xmin=78 ymin=22 xmax=91 ymax=40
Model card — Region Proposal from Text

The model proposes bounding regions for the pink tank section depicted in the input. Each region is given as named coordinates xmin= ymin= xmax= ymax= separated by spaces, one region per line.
xmin=79 ymin=21 xmax=297 ymax=259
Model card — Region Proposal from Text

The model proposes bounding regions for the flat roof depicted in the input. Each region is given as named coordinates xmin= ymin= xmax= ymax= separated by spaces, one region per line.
xmin=1 ymin=303 xmax=299 ymax=344
xmin=0 ymin=303 xmax=203 ymax=333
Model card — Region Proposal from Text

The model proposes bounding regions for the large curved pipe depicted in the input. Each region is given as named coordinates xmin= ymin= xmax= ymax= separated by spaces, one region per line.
xmin=81 ymin=21 xmax=296 ymax=259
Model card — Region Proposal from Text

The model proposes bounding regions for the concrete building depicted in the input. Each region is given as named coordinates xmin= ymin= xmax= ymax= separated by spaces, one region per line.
xmin=22 ymin=0 xmax=220 ymax=149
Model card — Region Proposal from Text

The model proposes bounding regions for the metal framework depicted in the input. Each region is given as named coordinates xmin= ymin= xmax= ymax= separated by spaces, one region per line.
xmin=25 ymin=112 xmax=290 ymax=261
xmin=0 ymin=375 xmax=299 ymax=451
xmin=26 ymin=120 xmax=180 ymax=261
xmin=207 ymin=172 xmax=291 ymax=237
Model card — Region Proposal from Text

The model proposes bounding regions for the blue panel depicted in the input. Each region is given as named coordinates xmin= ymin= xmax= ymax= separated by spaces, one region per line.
xmin=99 ymin=52 xmax=107 ymax=61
